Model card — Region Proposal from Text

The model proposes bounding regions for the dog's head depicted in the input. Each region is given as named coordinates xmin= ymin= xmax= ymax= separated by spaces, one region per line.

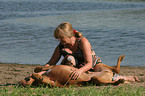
xmin=19 ymin=77 xmax=40 ymax=87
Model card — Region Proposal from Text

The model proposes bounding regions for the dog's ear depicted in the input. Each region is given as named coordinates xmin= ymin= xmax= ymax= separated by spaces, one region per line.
xmin=34 ymin=66 xmax=43 ymax=73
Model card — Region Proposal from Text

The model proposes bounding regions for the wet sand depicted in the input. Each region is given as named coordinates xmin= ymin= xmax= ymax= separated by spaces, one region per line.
xmin=0 ymin=63 xmax=144 ymax=86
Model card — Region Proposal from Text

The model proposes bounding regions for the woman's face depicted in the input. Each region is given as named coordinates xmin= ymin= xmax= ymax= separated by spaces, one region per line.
xmin=59 ymin=35 xmax=70 ymax=45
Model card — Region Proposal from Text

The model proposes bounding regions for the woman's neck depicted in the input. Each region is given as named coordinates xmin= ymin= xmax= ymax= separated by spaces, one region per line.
xmin=70 ymin=37 xmax=77 ymax=46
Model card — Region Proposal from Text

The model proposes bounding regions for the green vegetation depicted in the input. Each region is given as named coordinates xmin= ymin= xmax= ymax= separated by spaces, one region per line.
xmin=0 ymin=84 xmax=144 ymax=96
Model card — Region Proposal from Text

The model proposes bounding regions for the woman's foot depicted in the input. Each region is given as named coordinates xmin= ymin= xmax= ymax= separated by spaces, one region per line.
xmin=134 ymin=76 xmax=140 ymax=82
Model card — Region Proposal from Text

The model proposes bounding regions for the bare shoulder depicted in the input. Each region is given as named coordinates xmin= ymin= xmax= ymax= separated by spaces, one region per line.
xmin=79 ymin=37 xmax=91 ymax=48
xmin=81 ymin=37 xmax=90 ymax=45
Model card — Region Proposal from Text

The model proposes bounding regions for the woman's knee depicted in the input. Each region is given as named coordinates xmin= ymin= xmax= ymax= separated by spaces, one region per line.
xmin=61 ymin=55 xmax=77 ymax=66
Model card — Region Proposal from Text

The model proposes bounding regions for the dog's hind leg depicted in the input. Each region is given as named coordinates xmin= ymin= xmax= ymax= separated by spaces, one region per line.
xmin=91 ymin=76 xmax=124 ymax=86
xmin=97 ymin=55 xmax=125 ymax=74
xmin=114 ymin=55 xmax=125 ymax=73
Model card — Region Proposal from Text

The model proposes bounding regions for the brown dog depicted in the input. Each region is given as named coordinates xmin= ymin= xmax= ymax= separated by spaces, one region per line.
xmin=19 ymin=55 xmax=125 ymax=87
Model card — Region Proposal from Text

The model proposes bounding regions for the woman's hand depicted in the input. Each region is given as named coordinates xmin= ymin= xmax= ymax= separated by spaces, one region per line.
xmin=44 ymin=64 xmax=50 ymax=67
xmin=69 ymin=69 xmax=83 ymax=80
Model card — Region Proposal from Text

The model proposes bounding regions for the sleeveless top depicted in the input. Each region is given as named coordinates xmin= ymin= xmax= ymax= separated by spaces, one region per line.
xmin=59 ymin=37 xmax=97 ymax=68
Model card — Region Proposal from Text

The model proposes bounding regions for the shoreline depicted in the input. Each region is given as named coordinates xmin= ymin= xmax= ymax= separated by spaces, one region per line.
xmin=0 ymin=63 xmax=144 ymax=86
xmin=0 ymin=62 xmax=145 ymax=67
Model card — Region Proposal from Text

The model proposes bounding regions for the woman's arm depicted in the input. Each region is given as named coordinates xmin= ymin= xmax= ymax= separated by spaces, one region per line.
xmin=79 ymin=37 xmax=93 ymax=72
xmin=70 ymin=37 xmax=93 ymax=80
xmin=45 ymin=45 xmax=61 ymax=67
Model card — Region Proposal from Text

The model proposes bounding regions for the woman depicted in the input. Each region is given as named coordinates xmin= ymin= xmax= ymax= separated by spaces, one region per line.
xmin=44 ymin=22 xmax=100 ymax=80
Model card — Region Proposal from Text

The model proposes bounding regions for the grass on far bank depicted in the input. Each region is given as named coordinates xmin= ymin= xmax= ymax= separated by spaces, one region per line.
xmin=0 ymin=84 xmax=144 ymax=96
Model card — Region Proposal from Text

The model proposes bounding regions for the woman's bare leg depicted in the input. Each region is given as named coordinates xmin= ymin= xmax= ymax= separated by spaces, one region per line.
xmin=114 ymin=75 xmax=140 ymax=82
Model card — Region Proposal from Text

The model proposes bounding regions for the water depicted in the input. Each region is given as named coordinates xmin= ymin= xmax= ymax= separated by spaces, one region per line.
xmin=0 ymin=0 xmax=145 ymax=67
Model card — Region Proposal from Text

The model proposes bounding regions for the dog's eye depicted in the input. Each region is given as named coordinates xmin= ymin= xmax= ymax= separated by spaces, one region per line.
xmin=25 ymin=77 xmax=30 ymax=81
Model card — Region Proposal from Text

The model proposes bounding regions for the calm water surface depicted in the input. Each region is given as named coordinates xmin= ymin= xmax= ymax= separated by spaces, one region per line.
xmin=0 ymin=0 xmax=145 ymax=66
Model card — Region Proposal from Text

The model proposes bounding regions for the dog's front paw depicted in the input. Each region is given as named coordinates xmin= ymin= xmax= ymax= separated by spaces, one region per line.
xmin=34 ymin=66 xmax=43 ymax=73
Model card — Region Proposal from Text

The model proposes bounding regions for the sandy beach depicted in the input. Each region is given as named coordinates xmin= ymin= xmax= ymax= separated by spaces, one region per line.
xmin=0 ymin=63 xmax=145 ymax=86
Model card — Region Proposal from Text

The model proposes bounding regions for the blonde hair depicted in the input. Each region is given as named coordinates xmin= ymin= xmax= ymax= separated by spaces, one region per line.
xmin=54 ymin=22 xmax=83 ymax=39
